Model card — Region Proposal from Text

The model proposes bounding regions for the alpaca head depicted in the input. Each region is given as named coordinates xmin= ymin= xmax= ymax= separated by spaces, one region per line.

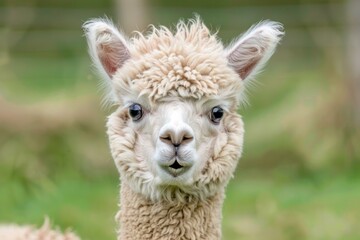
xmin=84 ymin=17 xmax=283 ymax=202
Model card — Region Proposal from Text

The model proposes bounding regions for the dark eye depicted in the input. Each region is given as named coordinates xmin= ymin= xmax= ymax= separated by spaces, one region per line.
xmin=210 ymin=106 xmax=224 ymax=124
xmin=129 ymin=103 xmax=143 ymax=121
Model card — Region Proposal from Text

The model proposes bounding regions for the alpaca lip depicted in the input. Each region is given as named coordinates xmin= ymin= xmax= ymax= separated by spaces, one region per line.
xmin=160 ymin=159 xmax=190 ymax=177
xmin=169 ymin=160 xmax=183 ymax=170
xmin=165 ymin=166 xmax=188 ymax=177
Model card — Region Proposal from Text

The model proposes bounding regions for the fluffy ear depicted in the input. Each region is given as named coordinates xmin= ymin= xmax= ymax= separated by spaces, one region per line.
xmin=83 ymin=19 xmax=130 ymax=79
xmin=226 ymin=21 xmax=284 ymax=81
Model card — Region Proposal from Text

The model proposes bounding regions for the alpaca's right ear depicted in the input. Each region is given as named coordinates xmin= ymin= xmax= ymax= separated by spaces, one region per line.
xmin=83 ymin=19 xmax=130 ymax=79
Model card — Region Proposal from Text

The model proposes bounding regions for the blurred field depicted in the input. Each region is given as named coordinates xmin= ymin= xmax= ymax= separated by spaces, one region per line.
xmin=1 ymin=0 xmax=359 ymax=239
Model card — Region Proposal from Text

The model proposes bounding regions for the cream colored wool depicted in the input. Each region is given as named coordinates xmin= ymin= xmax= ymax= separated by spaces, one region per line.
xmin=0 ymin=219 xmax=80 ymax=240
xmin=117 ymin=184 xmax=223 ymax=240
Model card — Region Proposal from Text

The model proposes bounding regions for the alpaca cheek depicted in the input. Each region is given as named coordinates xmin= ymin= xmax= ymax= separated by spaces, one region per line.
xmin=212 ymin=132 xmax=229 ymax=160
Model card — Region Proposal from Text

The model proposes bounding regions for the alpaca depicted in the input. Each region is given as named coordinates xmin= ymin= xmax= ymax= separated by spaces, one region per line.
xmin=0 ymin=17 xmax=283 ymax=240
xmin=83 ymin=17 xmax=283 ymax=240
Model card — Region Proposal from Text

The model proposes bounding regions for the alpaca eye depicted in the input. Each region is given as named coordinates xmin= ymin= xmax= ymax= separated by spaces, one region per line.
xmin=210 ymin=106 xmax=224 ymax=124
xmin=129 ymin=103 xmax=143 ymax=121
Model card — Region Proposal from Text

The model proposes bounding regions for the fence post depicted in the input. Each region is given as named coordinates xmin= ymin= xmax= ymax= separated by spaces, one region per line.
xmin=114 ymin=0 xmax=150 ymax=34
xmin=346 ymin=0 xmax=360 ymax=128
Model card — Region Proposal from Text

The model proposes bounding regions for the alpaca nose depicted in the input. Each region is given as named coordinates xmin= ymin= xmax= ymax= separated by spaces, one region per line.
xmin=159 ymin=124 xmax=194 ymax=148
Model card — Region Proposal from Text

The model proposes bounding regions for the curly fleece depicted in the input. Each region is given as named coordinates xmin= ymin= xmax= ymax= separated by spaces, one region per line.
xmin=112 ymin=18 xmax=242 ymax=103
xmin=0 ymin=219 xmax=80 ymax=240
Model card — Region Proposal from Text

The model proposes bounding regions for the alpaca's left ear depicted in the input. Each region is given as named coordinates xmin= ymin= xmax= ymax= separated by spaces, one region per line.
xmin=226 ymin=21 xmax=284 ymax=81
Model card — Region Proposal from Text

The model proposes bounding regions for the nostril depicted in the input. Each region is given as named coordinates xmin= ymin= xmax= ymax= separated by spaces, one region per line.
xmin=160 ymin=136 xmax=171 ymax=141
xmin=182 ymin=135 xmax=193 ymax=142
xmin=160 ymin=135 xmax=172 ymax=145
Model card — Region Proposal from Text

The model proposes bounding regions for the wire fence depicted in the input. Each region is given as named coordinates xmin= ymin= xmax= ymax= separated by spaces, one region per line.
xmin=0 ymin=3 xmax=349 ymax=59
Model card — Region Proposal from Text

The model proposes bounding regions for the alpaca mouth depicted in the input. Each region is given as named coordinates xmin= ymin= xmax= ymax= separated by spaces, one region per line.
xmin=167 ymin=160 xmax=186 ymax=177
xmin=169 ymin=160 xmax=183 ymax=170
xmin=160 ymin=159 xmax=190 ymax=177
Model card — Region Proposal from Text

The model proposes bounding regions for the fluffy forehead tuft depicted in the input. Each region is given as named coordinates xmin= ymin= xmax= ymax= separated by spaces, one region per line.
xmin=113 ymin=18 xmax=241 ymax=102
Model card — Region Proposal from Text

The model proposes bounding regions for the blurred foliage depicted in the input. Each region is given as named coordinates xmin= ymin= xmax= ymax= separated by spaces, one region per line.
xmin=0 ymin=0 xmax=359 ymax=239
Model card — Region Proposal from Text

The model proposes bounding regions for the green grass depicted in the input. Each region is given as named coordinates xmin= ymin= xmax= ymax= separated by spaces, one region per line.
xmin=0 ymin=176 xmax=118 ymax=240
xmin=223 ymin=173 xmax=360 ymax=240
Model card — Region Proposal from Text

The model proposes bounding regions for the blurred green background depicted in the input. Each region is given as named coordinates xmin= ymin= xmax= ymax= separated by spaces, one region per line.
xmin=0 ymin=0 xmax=359 ymax=239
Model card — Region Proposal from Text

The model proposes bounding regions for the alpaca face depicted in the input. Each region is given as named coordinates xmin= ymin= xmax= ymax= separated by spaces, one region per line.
xmin=126 ymin=99 xmax=231 ymax=187
xmin=106 ymin=97 xmax=244 ymax=201
xmin=84 ymin=18 xmax=283 ymax=201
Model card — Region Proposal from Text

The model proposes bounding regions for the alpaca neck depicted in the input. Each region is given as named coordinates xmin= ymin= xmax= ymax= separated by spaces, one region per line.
xmin=117 ymin=182 xmax=224 ymax=240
